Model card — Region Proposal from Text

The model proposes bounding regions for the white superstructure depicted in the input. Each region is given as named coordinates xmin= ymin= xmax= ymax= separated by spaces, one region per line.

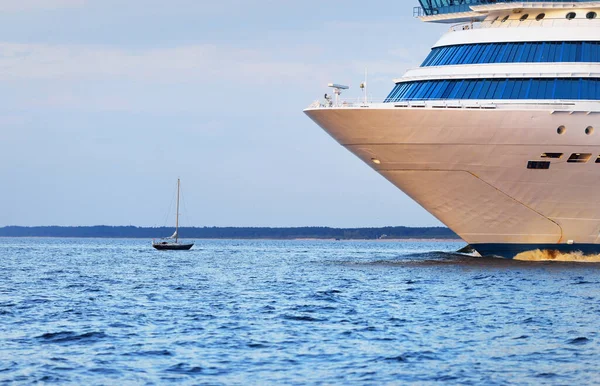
xmin=304 ymin=2 xmax=600 ymax=258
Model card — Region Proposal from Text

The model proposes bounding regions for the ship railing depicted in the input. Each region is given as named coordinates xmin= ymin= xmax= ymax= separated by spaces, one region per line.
xmin=308 ymin=98 xmax=495 ymax=109
xmin=307 ymin=99 xmax=583 ymax=110
xmin=307 ymin=98 xmax=386 ymax=109
xmin=450 ymin=17 xmax=600 ymax=32
xmin=308 ymin=98 xmax=494 ymax=109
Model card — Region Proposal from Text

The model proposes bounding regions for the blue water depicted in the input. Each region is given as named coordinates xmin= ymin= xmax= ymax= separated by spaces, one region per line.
xmin=1 ymin=238 xmax=600 ymax=384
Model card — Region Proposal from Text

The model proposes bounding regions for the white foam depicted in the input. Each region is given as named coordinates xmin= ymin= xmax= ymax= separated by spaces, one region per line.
xmin=514 ymin=249 xmax=600 ymax=263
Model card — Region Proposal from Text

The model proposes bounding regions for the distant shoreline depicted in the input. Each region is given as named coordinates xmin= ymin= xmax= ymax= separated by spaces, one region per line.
xmin=0 ymin=226 xmax=461 ymax=240
xmin=292 ymin=238 xmax=461 ymax=242
xmin=0 ymin=236 xmax=462 ymax=242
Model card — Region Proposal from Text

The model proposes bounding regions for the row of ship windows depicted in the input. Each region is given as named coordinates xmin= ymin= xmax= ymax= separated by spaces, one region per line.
xmin=421 ymin=41 xmax=600 ymax=67
xmin=492 ymin=11 xmax=597 ymax=24
xmin=385 ymin=78 xmax=600 ymax=102
xmin=528 ymin=153 xmax=600 ymax=169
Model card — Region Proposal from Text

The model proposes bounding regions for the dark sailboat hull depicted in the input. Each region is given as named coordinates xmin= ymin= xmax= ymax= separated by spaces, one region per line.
xmin=152 ymin=243 xmax=194 ymax=251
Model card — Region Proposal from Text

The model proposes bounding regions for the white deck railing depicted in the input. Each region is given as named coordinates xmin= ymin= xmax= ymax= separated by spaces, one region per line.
xmin=307 ymin=98 xmax=385 ymax=109
xmin=306 ymin=99 xmax=586 ymax=111
xmin=450 ymin=17 xmax=600 ymax=32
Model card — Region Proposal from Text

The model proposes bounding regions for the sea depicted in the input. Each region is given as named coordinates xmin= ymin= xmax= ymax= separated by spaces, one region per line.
xmin=1 ymin=238 xmax=600 ymax=385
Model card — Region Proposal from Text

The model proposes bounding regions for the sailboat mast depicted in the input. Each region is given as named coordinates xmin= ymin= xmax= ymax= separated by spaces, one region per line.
xmin=176 ymin=178 xmax=180 ymax=242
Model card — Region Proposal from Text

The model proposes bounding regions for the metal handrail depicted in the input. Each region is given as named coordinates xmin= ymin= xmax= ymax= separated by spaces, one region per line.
xmin=308 ymin=97 xmax=387 ymax=109
xmin=306 ymin=98 xmax=583 ymax=110
xmin=450 ymin=17 xmax=600 ymax=32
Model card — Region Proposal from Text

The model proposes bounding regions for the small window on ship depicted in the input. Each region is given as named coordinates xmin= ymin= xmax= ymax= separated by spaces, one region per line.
xmin=541 ymin=153 xmax=562 ymax=159
xmin=527 ymin=161 xmax=550 ymax=170
xmin=567 ymin=153 xmax=592 ymax=163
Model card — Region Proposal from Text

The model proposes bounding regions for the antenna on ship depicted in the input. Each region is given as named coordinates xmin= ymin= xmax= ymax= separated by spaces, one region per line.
xmin=328 ymin=83 xmax=349 ymax=106
xmin=360 ymin=68 xmax=368 ymax=104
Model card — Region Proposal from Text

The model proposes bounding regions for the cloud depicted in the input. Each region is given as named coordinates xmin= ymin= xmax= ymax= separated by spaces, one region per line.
xmin=0 ymin=42 xmax=321 ymax=84
xmin=0 ymin=41 xmax=416 ymax=112
xmin=0 ymin=42 xmax=336 ymax=112
xmin=0 ymin=0 xmax=85 ymax=11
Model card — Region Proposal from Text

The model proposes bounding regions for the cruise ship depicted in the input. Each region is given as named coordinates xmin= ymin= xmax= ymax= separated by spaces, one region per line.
xmin=304 ymin=1 xmax=600 ymax=259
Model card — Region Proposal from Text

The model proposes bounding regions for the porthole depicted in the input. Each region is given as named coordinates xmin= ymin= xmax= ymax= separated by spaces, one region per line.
xmin=536 ymin=13 xmax=546 ymax=21
xmin=587 ymin=12 xmax=597 ymax=19
xmin=520 ymin=14 xmax=529 ymax=21
xmin=501 ymin=15 xmax=509 ymax=23
xmin=586 ymin=126 xmax=594 ymax=135
xmin=557 ymin=125 xmax=566 ymax=135
xmin=491 ymin=16 xmax=499 ymax=24
xmin=566 ymin=12 xmax=577 ymax=20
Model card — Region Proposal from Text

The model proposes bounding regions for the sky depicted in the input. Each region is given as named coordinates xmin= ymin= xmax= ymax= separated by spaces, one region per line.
xmin=0 ymin=0 xmax=448 ymax=228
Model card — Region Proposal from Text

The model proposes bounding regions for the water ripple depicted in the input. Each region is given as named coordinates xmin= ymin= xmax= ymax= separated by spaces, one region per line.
xmin=567 ymin=337 xmax=591 ymax=345
xmin=1 ymin=238 xmax=600 ymax=384
xmin=36 ymin=331 xmax=109 ymax=344
xmin=165 ymin=363 xmax=203 ymax=374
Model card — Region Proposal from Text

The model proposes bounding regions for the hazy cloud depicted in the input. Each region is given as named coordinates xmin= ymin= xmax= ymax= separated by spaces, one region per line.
xmin=0 ymin=0 xmax=85 ymax=11
xmin=0 ymin=41 xmax=415 ymax=111
xmin=0 ymin=2 xmax=443 ymax=227
xmin=0 ymin=43 xmax=321 ymax=84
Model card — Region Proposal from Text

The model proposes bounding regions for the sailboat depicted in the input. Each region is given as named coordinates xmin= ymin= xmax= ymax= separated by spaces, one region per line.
xmin=152 ymin=179 xmax=194 ymax=251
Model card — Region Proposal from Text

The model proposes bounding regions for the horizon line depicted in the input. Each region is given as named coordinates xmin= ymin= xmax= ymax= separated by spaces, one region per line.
xmin=0 ymin=225 xmax=450 ymax=229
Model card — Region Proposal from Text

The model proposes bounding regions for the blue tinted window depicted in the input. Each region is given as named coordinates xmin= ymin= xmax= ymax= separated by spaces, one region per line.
xmin=563 ymin=42 xmax=576 ymax=61
xmin=547 ymin=42 xmax=559 ymax=61
xmin=421 ymin=41 xmax=600 ymax=67
xmin=454 ymin=80 xmax=471 ymax=99
xmin=593 ymin=43 xmax=600 ymax=61
xmin=528 ymin=79 xmax=540 ymax=98
xmin=384 ymin=78 xmax=600 ymax=102
xmin=532 ymin=43 xmax=544 ymax=62
xmin=478 ymin=79 xmax=492 ymax=97
xmin=502 ymin=80 xmax=516 ymax=99
xmin=430 ymin=80 xmax=447 ymax=98
xmin=505 ymin=44 xmax=520 ymax=62
xmin=492 ymin=80 xmax=507 ymax=99
xmin=440 ymin=81 xmax=454 ymax=98
xmin=447 ymin=80 xmax=463 ymax=99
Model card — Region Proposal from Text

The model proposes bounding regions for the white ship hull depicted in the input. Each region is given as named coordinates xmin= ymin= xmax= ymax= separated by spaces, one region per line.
xmin=305 ymin=2 xmax=600 ymax=258
xmin=305 ymin=102 xmax=600 ymax=258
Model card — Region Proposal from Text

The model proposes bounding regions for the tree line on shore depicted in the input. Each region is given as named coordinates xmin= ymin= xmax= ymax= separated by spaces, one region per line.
xmin=0 ymin=226 xmax=459 ymax=240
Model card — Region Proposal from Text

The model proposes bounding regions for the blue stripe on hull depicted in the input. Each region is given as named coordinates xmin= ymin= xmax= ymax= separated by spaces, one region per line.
xmin=472 ymin=244 xmax=600 ymax=259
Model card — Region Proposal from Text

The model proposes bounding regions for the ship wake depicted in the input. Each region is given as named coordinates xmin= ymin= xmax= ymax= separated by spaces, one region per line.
xmin=514 ymin=249 xmax=600 ymax=263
